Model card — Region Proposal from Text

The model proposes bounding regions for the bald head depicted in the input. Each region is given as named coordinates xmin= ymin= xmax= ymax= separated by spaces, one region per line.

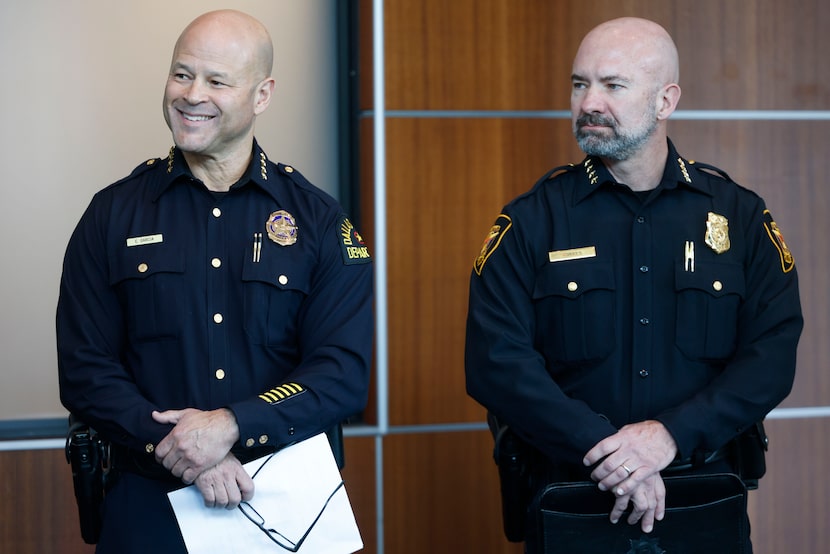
xmin=575 ymin=17 xmax=679 ymax=88
xmin=570 ymin=17 xmax=682 ymax=169
xmin=173 ymin=10 xmax=274 ymax=81
xmin=163 ymin=10 xmax=277 ymax=179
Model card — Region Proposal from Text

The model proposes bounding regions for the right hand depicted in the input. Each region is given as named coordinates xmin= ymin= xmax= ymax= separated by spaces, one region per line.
xmin=193 ymin=453 xmax=255 ymax=509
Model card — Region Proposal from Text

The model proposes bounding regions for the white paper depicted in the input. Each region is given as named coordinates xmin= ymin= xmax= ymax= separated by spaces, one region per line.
xmin=168 ymin=433 xmax=363 ymax=554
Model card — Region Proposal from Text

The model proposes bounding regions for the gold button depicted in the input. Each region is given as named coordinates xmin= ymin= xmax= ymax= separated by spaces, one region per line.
xmin=137 ymin=263 xmax=148 ymax=273
xmin=567 ymin=281 xmax=578 ymax=292
xmin=211 ymin=258 xmax=222 ymax=268
xmin=278 ymin=275 xmax=288 ymax=285
xmin=213 ymin=313 xmax=223 ymax=324
xmin=285 ymin=166 xmax=294 ymax=173
xmin=258 ymin=435 xmax=269 ymax=445
xmin=713 ymin=281 xmax=723 ymax=292
xmin=245 ymin=438 xmax=255 ymax=448
xmin=145 ymin=443 xmax=155 ymax=454
xmin=212 ymin=207 xmax=222 ymax=218
xmin=215 ymin=369 xmax=225 ymax=380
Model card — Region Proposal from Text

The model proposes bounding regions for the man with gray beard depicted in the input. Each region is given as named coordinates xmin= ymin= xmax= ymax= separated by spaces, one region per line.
xmin=465 ymin=17 xmax=801 ymax=553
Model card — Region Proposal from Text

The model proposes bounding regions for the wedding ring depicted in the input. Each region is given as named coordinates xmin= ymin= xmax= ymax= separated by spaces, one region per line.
xmin=621 ymin=464 xmax=632 ymax=476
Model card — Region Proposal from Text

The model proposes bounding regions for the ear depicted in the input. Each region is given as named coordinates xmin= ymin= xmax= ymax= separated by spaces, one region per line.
xmin=656 ymin=83 xmax=681 ymax=121
xmin=253 ymin=77 xmax=276 ymax=115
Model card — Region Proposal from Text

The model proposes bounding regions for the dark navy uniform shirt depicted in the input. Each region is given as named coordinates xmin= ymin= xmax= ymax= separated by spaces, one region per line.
xmin=465 ymin=140 xmax=802 ymax=467
xmin=57 ymin=142 xmax=373 ymax=456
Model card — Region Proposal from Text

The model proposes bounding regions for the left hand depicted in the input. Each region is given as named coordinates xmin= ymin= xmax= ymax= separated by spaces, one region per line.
xmin=153 ymin=408 xmax=240 ymax=484
xmin=582 ymin=420 xmax=678 ymax=532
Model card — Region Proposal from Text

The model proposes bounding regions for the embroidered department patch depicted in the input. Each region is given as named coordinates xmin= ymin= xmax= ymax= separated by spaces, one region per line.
xmin=762 ymin=209 xmax=795 ymax=273
xmin=339 ymin=216 xmax=372 ymax=265
xmin=474 ymin=214 xmax=512 ymax=276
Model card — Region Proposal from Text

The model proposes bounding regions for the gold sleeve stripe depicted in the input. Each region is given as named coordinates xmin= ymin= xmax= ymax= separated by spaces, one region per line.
xmin=258 ymin=383 xmax=306 ymax=404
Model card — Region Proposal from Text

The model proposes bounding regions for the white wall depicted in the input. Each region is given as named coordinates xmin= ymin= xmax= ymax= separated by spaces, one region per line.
xmin=0 ymin=0 xmax=340 ymax=421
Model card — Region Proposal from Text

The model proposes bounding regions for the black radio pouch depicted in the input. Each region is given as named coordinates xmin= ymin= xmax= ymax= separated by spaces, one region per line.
xmin=65 ymin=415 xmax=109 ymax=544
xmin=732 ymin=420 xmax=768 ymax=490
xmin=488 ymin=412 xmax=535 ymax=542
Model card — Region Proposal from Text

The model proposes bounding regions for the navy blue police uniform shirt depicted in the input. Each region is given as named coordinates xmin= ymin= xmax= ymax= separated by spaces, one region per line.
xmin=465 ymin=139 xmax=802 ymax=468
xmin=57 ymin=141 xmax=373 ymax=456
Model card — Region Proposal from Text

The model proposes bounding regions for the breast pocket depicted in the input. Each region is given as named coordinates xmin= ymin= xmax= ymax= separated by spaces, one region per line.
xmin=532 ymin=261 xmax=616 ymax=364
xmin=675 ymin=262 xmax=745 ymax=361
xmin=242 ymin=254 xmax=312 ymax=346
xmin=110 ymin=244 xmax=185 ymax=341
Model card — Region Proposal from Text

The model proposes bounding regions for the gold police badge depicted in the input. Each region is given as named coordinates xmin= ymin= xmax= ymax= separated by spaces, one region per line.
xmin=704 ymin=212 xmax=730 ymax=254
xmin=266 ymin=210 xmax=298 ymax=246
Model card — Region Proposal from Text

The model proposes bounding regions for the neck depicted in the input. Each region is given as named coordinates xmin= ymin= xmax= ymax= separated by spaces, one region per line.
xmin=182 ymin=143 xmax=254 ymax=192
xmin=602 ymin=137 xmax=669 ymax=192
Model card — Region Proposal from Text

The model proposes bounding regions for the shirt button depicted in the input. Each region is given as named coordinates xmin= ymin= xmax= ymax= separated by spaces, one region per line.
xmin=639 ymin=369 xmax=650 ymax=378
xmin=639 ymin=317 xmax=650 ymax=325
xmin=212 ymin=207 xmax=222 ymax=218
xmin=285 ymin=166 xmax=294 ymax=173
xmin=245 ymin=438 xmax=255 ymax=448
xmin=145 ymin=443 xmax=155 ymax=453
xmin=713 ymin=280 xmax=723 ymax=291
xmin=259 ymin=435 xmax=269 ymax=445
xmin=278 ymin=275 xmax=288 ymax=285
xmin=213 ymin=313 xmax=223 ymax=324
xmin=137 ymin=263 xmax=148 ymax=273
xmin=215 ymin=369 xmax=225 ymax=380
xmin=640 ymin=265 xmax=649 ymax=273
xmin=211 ymin=258 xmax=222 ymax=268
xmin=567 ymin=281 xmax=578 ymax=292
xmin=637 ymin=216 xmax=645 ymax=223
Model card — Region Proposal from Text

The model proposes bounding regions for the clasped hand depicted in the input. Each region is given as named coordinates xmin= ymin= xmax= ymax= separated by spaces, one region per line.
xmin=582 ymin=420 xmax=677 ymax=533
xmin=153 ymin=408 xmax=254 ymax=509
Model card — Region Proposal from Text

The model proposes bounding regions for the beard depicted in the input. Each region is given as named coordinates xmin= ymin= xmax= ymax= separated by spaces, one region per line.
xmin=574 ymin=111 xmax=658 ymax=161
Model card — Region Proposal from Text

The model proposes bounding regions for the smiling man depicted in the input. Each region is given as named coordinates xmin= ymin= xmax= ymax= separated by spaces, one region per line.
xmin=57 ymin=10 xmax=373 ymax=553
xmin=466 ymin=17 xmax=802 ymax=552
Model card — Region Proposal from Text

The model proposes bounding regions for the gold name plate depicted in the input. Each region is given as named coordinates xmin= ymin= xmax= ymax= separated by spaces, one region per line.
xmin=548 ymin=246 xmax=596 ymax=263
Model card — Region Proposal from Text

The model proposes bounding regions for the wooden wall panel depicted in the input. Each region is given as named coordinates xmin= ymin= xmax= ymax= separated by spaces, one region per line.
xmin=380 ymin=118 xmax=577 ymax=425
xmin=383 ymin=431 xmax=523 ymax=554
xmin=342 ymin=437 xmax=378 ymax=554
xmin=0 ymin=449 xmax=93 ymax=554
xmin=364 ymin=0 xmax=829 ymax=110
xmin=748 ymin=418 xmax=830 ymax=552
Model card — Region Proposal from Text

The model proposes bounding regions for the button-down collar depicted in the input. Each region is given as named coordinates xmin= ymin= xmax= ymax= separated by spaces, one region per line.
xmin=150 ymin=140 xmax=282 ymax=204
xmin=572 ymin=139 xmax=715 ymax=205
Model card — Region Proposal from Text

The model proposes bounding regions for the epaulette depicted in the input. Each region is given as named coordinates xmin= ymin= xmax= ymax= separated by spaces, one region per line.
xmin=688 ymin=160 xmax=734 ymax=183
xmin=545 ymin=163 xmax=580 ymax=181
xmin=276 ymin=162 xmax=309 ymax=184
xmin=110 ymin=157 xmax=162 ymax=187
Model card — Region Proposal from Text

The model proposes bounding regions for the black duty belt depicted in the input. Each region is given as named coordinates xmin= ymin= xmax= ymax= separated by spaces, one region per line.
xmin=110 ymin=443 xmax=276 ymax=483
xmin=665 ymin=445 xmax=729 ymax=473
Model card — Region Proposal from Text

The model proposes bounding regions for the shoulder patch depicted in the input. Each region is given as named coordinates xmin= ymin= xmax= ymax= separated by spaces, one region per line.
xmin=474 ymin=214 xmax=512 ymax=276
xmin=339 ymin=216 xmax=372 ymax=265
xmin=762 ymin=210 xmax=795 ymax=273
